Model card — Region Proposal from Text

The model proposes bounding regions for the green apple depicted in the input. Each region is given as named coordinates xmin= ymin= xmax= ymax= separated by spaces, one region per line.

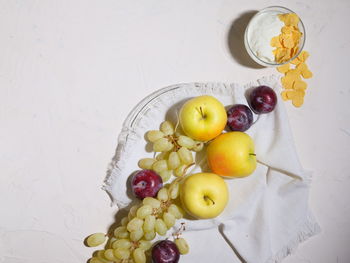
xmin=180 ymin=172 xmax=229 ymax=219
xmin=206 ymin=131 xmax=257 ymax=178
xmin=179 ymin=95 xmax=227 ymax=141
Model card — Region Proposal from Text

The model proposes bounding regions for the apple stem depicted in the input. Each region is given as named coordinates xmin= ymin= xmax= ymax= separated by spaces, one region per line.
xmin=249 ymin=153 xmax=256 ymax=156
xmin=204 ymin=195 xmax=215 ymax=205
xmin=199 ymin=106 xmax=205 ymax=119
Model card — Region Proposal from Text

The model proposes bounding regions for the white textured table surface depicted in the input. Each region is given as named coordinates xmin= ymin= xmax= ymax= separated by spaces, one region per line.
xmin=1 ymin=1 xmax=349 ymax=262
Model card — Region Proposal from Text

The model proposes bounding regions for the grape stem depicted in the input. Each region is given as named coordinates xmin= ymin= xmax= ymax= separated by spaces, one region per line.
xmin=166 ymin=134 xmax=181 ymax=151
xmin=174 ymin=109 xmax=180 ymax=132
xmin=182 ymin=163 xmax=195 ymax=177
xmin=173 ymin=222 xmax=186 ymax=239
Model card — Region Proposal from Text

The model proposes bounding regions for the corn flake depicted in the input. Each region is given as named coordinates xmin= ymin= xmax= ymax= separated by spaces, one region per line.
xmin=293 ymin=80 xmax=307 ymax=90
xmin=279 ymin=13 xmax=299 ymax=27
xmin=290 ymin=57 xmax=301 ymax=65
xmin=272 ymin=13 xmax=303 ymax=63
xmin=277 ymin=63 xmax=290 ymax=73
xmin=271 ymin=36 xmax=282 ymax=47
xmin=292 ymin=96 xmax=304 ymax=107
xmin=302 ymin=69 xmax=313 ymax=79
xmin=298 ymin=51 xmax=310 ymax=62
xmin=281 ymin=76 xmax=294 ymax=90
xmin=281 ymin=91 xmax=289 ymax=101
xmin=272 ymin=13 xmax=313 ymax=108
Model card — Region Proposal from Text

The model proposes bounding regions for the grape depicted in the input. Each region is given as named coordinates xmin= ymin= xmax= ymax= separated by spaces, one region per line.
xmin=155 ymin=218 xmax=167 ymax=236
xmin=115 ymin=228 xmax=129 ymax=239
xmin=104 ymin=249 xmax=117 ymax=261
xmin=97 ymin=250 xmax=113 ymax=263
xmin=114 ymin=226 xmax=126 ymax=238
xmin=159 ymin=170 xmax=172 ymax=182
xmin=143 ymin=214 xmax=156 ymax=232
xmin=136 ymin=205 xmax=152 ymax=219
xmin=175 ymin=238 xmax=189 ymax=255
xmin=121 ymin=217 xmax=129 ymax=226
xmin=168 ymin=152 xmax=181 ymax=170
xmin=160 ymin=121 xmax=174 ymax=135
xmin=152 ymin=160 xmax=168 ymax=173
xmin=163 ymin=212 xmax=175 ymax=228
xmin=89 ymin=257 xmax=103 ymax=263
xmin=138 ymin=240 xmax=152 ymax=250
xmin=133 ymin=248 xmax=146 ymax=263
xmin=168 ymin=182 xmax=179 ymax=199
xmin=112 ymin=239 xmax=131 ymax=249
xmin=192 ymin=141 xmax=204 ymax=152
xmin=143 ymin=230 xmax=156 ymax=240
xmin=156 ymin=151 xmax=169 ymax=161
xmin=106 ymin=237 xmax=117 ymax=249
xmin=153 ymin=138 xmax=173 ymax=152
xmin=177 ymin=147 xmax=193 ymax=165
xmin=86 ymin=233 xmax=106 ymax=247
xmin=142 ymin=197 xmax=161 ymax=209
xmin=130 ymin=228 xmax=144 ymax=241
xmin=138 ymin=158 xmax=156 ymax=169
xmin=168 ymin=204 xmax=183 ymax=219
xmin=174 ymin=164 xmax=186 ymax=177
xmin=128 ymin=205 xmax=139 ymax=220
xmin=157 ymin=188 xmax=168 ymax=202
xmin=147 ymin=130 xmax=164 ymax=142
xmin=127 ymin=217 xmax=144 ymax=232
xmin=113 ymin=248 xmax=130 ymax=260
xmin=177 ymin=135 xmax=195 ymax=148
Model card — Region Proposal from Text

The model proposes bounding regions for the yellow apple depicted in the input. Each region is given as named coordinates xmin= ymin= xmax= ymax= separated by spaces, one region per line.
xmin=180 ymin=172 xmax=229 ymax=219
xmin=207 ymin=131 xmax=257 ymax=178
xmin=179 ymin=95 xmax=227 ymax=141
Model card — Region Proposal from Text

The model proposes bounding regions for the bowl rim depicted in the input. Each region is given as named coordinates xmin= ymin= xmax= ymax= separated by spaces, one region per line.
xmin=244 ymin=6 xmax=306 ymax=67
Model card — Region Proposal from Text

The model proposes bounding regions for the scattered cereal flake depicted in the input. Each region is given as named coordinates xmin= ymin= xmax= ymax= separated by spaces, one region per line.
xmin=295 ymin=89 xmax=306 ymax=97
xmin=292 ymin=96 xmax=304 ymax=107
xmin=285 ymin=69 xmax=302 ymax=80
xmin=298 ymin=51 xmax=310 ymax=62
xmin=293 ymin=80 xmax=307 ymax=90
xmin=281 ymin=76 xmax=294 ymax=89
xmin=273 ymin=13 xmax=312 ymax=108
xmin=296 ymin=62 xmax=308 ymax=72
xmin=281 ymin=91 xmax=289 ymax=101
xmin=286 ymin=90 xmax=295 ymax=99
xmin=277 ymin=63 xmax=290 ymax=73
xmin=301 ymin=69 xmax=313 ymax=79
xmin=290 ymin=57 xmax=301 ymax=65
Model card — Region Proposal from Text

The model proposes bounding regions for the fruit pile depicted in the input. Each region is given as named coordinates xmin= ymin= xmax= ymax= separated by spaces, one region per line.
xmin=85 ymin=86 xmax=277 ymax=263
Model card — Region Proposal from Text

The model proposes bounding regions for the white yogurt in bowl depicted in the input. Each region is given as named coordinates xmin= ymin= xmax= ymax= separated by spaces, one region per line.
xmin=244 ymin=6 xmax=305 ymax=67
xmin=247 ymin=12 xmax=284 ymax=63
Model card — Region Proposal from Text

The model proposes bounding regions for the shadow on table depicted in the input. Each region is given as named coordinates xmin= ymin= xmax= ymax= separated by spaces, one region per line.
xmin=227 ymin=10 xmax=264 ymax=69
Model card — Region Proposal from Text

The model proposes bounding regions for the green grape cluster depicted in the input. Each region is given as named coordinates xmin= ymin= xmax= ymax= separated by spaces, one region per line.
xmin=86 ymin=179 xmax=189 ymax=263
xmin=138 ymin=121 xmax=204 ymax=182
xmin=85 ymin=119 xmax=198 ymax=263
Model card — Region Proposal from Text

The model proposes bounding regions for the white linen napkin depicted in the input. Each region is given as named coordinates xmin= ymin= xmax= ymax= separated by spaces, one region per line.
xmin=104 ymin=75 xmax=320 ymax=263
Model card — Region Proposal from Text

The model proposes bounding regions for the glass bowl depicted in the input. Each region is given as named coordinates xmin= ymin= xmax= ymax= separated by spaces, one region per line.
xmin=244 ymin=6 xmax=305 ymax=67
